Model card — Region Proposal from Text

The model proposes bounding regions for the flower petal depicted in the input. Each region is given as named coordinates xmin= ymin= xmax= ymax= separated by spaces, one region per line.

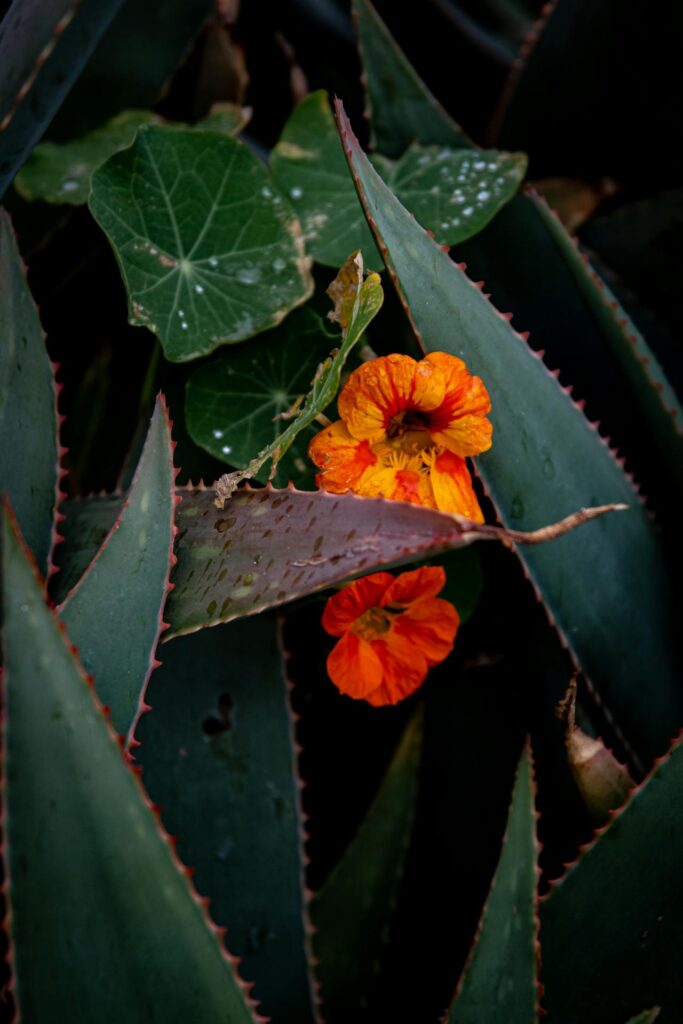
xmin=393 ymin=596 xmax=459 ymax=666
xmin=381 ymin=565 xmax=447 ymax=606
xmin=322 ymin=572 xmax=394 ymax=636
xmin=366 ymin=631 xmax=429 ymax=706
xmin=424 ymin=351 xmax=493 ymax=456
xmin=327 ymin=631 xmax=384 ymax=699
xmin=308 ymin=420 xmax=377 ymax=494
xmin=429 ymin=450 xmax=484 ymax=522
xmin=338 ymin=354 xmax=446 ymax=442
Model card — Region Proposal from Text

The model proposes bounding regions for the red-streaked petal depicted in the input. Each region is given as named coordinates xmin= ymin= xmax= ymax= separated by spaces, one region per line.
xmin=322 ymin=572 xmax=395 ymax=636
xmin=424 ymin=351 xmax=493 ymax=456
xmin=308 ymin=420 xmax=377 ymax=493
xmin=381 ymin=565 xmax=447 ymax=606
xmin=327 ymin=631 xmax=384 ymax=698
xmin=366 ymin=632 xmax=429 ymax=705
xmin=393 ymin=596 xmax=459 ymax=666
xmin=429 ymin=450 xmax=484 ymax=522
xmin=338 ymin=354 xmax=446 ymax=443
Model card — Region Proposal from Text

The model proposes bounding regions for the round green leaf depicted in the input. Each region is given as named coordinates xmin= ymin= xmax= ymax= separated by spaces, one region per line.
xmin=185 ymin=307 xmax=334 ymax=486
xmin=89 ymin=125 xmax=313 ymax=361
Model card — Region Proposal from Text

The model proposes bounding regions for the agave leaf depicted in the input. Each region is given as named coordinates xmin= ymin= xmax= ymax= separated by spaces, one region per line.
xmin=167 ymin=485 xmax=620 ymax=637
xmin=185 ymin=307 xmax=335 ymax=487
xmin=135 ymin=616 xmax=317 ymax=1024
xmin=59 ymin=396 xmax=176 ymax=745
xmin=0 ymin=210 xmax=59 ymax=577
xmin=334 ymin=100 xmax=682 ymax=763
xmin=50 ymin=493 xmax=123 ymax=603
xmin=89 ymin=124 xmax=313 ymax=361
xmin=0 ymin=505 xmax=261 ymax=1023
xmin=540 ymin=733 xmax=683 ymax=1023
xmin=0 ymin=0 xmax=125 ymax=198
xmin=446 ymin=744 xmax=539 ymax=1023
xmin=351 ymin=0 xmax=472 ymax=156
xmin=312 ymin=709 xmax=422 ymax=1019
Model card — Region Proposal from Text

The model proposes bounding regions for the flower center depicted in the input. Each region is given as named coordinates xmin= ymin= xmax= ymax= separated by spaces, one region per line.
xmin=387 ymin=408 xmax=433 ymax=441
xmin=352 ymin=606 xmax=397 ymax=641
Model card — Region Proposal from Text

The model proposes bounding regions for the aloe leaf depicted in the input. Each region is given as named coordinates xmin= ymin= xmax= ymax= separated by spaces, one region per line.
xmin=0 ymin=505 xmax=261 ymax=1023
xmin=334 ymin=101 xmax=682 ymax=762
xmin=89 ymin=124 xmax=313 ymax=361
xmin=50 ymin=0 xmax=215 ymax=138
xmin=59 ymin=396 xmax=176 ymax=745
xmin=312 ymin=709 xmax=422 ymax=1019
xmin=50 ymin=494 xmax=123 ymax=603
xmin=166 ymin=485 xmax=618 ymax=637
xmin=446 ymin=744 xmax=539 ymax=1023
xmin=351 ymin=0 xmax=472 ymax=156
xmin=540 ymin=734 xmax=683 ymax=1023
xmin=186 ymin=307 xmax=335 ymax=487
xmin=270 ymin=91 xmax=524 ymax=269
xmin=0 ymin=0 xmax=125 ymax=199
xmin=0 ymin=210 xmax=59 ymax=577
xmin=135 ymin=615 xmax=316 ymax=1024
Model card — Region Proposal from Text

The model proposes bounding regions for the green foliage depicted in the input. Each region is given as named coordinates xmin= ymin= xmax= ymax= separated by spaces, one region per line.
xmin=89 ymin=125 xmax=313 ymax=361
xmin=1 ymin=506 xmax=260 ymax=1024
xmin=0 ymin=212 xmax=58 ymax=576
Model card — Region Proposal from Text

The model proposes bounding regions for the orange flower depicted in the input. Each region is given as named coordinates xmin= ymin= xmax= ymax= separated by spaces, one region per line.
xmin=322 ymin=566 xmax=459 ymax=706
xmin=309 ymin=353 xmax=492 ymax=521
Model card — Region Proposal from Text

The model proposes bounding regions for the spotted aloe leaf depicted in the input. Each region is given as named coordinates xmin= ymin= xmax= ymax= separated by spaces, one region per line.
xmin=446 ymin=744 xmax=540 ymax=1023
xmin=540 ymin=733 xmax=683 ymax=1023
xmin=57 ymin=396 xmax=177 ymax=745
xmin=270 ymin=90 xmax=525 ymax=269
xmin=351 ymin=0 xmax=472 ymax=156
xmin=0 ymin=505 xmax=261 ymax=1024
xmin=89 ymin=125 xmax=313 ymax=361
xmin=0 ymin=0 xmax=125 ymax=199
xmin=185 ymin=307 xmax=336 ymax=488
xmin=135 ymin=615 xmax=317 ymax=1024
xmin=335 ymin=100 xmax=682 ymax=764
xmin=0 ymin=210 xmax=60 ymax=577
xmin=312 ymin=709 xmax=422 ymax=1020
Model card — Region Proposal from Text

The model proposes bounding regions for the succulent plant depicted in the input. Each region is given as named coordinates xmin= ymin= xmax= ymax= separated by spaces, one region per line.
xmin=1 ymin=1 xmax=681 ymax=1022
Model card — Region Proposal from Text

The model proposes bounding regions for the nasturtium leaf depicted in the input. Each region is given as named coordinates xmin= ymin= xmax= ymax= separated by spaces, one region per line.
xmin=271 ymin=91 xmax=525 ymax=268
xmin=335 ymin=101 xmax=683 ymax=763
xmin=197 ymin=102 xmax=252 ymax=136
xmin=89 ymin=124 xmax=313 ymax=361
xmin=136 ymin=616 xmax=317 ymax=1024
xmin=447 ymin=744 xmax=539 ymax=1023
xmin=0 ymin=506 xmax=260 ymax=1024
xmin=270 ymin=91 xmax=383 ymax=269
xmin=541 ymin=734 xmax=683 ymax=1023
xmin=59 ymin=397 xmax=176 ymax=745
xmin=312 ymin=710 xmax=422 ymax=1019
xmin=15 ymin=110 xmax=156 ymax=205
xmin=186 ymin=307 xmax=335 ymax=487
xmin=0 ymin=211 xmax=59 ymax=577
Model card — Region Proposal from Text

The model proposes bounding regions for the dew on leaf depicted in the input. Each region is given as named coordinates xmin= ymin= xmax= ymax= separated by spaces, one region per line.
xmin=473 ymin=160 xmax=487 ymax=171
xmin=212 ymin=428 xmax=224 ymax=439
xmin=195 ymin=284 xmax=205 ymax=294
xmin=272 ymin=257 xmax=286 ymax=271
xmin=221 ymin=444 xmax=232 ymax=455
xmin=209 ymin=257 xmax=219 ymax=268
xmin=237 ymin=266 xmax=262 ymax=285
xmin=477 ymin=190 xmax=491 ymax=201
xmin=463 ymin=206 xmax=474 ymax=217
xmin=289 ymin=186 xmax=303 ymax=199
xmin=61 ymin=180 xmax=78 ymax=193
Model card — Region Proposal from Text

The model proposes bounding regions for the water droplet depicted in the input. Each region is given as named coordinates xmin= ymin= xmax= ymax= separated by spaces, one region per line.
xmin=194 ymin=284 xmax=204 ymax=294
xmin=473 ymin=160 xmax=486 ymax=171
xmin=272 ymin=257 xmax=286 ymax=272
xmin=418 ymin=153 xmax=430 ymax=166
xmin=487 ymin=162 xmax=498 ymax=171
xmin=463 ymin=206 xmax=474 ymax=217
xmin=181 ymin=321 xmax=188 ymax=330
xmin=149 ymin=247 xmax=158 ymax=256
xmin=209 ymin=256 xmax=219 ymax=268
xmin=177 ymin=309 xmax=185 ymax=317
xmin=237 ymin=266 xmax=261 ymax=285
xmin=440 ymin=221 xmax=450 ymax=230
xmin=477 ymin=190 xmax=491 ymax=201
xmin=213 ymin=429 xmax=224 ymax=439
xmin=510 ymin=496 xmax=525 ymax=519
xmin=289 ymin=186 xmax=303 ymax=199
xmin=261 ymin=185 xmax=272 ymax=198
xmin=451 ymin=217 xmax=461 ymax=226
xmin=221 ymin=444 xmax=232 ymax=455
xmin=61 ymin=180 xmax=78 ymax=193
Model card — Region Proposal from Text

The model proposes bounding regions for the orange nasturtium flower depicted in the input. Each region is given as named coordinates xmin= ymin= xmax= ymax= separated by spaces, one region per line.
xmin=322 ymin=567 xmax=459 ymax=706
xmin=309 ymin=352 xmax=492 ymax=522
